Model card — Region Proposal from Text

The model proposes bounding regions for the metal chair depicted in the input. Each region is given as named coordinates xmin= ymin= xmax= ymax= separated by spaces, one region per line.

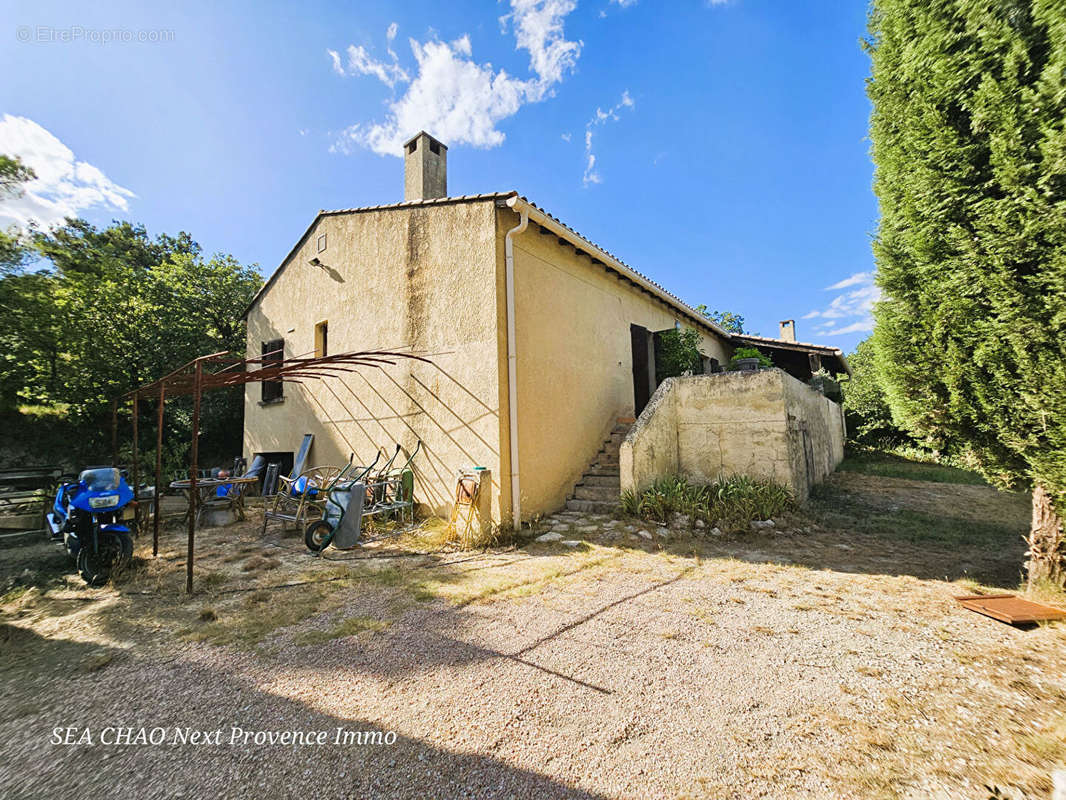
xmin=261 ymin=465 xmax=344 ymax=534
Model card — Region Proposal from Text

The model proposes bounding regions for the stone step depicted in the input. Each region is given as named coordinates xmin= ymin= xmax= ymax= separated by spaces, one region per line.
xmin=579 ymin=474 xmax=620 ymax=487
xmin=566 ymin=498 xmax=619 ymax=513
xmin=585 ymin=467 xmax=620 ymax=478
xmin=573 ymin=485 xmax=619 ymax=502
xmin=591 ymin=466 xmax=619 ymax=477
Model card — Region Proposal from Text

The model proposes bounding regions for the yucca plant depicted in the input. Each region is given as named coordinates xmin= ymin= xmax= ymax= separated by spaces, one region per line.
xmin=621 ymin=474 xmax=793 ymax=530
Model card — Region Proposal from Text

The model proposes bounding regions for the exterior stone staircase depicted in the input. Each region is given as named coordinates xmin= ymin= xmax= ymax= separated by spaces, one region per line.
xmin=565 ymin=418 xmax=634 ymax=513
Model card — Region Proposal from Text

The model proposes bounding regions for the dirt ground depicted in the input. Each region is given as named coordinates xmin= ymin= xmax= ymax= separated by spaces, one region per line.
xmin=1 ymin=471 xmax=1063 ymax=799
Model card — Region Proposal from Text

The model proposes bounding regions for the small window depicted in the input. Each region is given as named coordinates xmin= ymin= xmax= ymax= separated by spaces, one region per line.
xmin=407 ymin=140 xmax=417 ymax=154
xmin=317 ymin=233 xmax=327 ymax=253
xmin=429 ymin=140 xmax=440 ymax=155
xmin=261 ymin=338 xmax=284 ymax=403
xmin=314 ymin=321 xmax=328 ymax=359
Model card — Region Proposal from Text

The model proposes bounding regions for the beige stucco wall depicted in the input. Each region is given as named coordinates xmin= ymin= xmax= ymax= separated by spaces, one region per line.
xmin=620 ymin=369 xmax=845 ymax=502
xmin=504 ymin=207 xmax=732 ymax=518
xmin=618 ymin=377 xmax=680 ymax=495
xmin=244 ymin=200 xmax=507 ymax=522
xmin=780 ymin=370 xmax=847 ymax=496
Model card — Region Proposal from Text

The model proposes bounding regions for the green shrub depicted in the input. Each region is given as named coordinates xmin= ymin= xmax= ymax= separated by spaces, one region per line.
xmin=621 ymin=474 xmax=793 ymax=530
xmin=727 ymin=347 xmax=772 ymax=370
xmin=655 ymin=327 xmax=703 ymax=383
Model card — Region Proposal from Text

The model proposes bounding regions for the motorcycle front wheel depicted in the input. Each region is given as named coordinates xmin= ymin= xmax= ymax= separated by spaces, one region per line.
xmin=77 ymin=533 xmax=133 ymax=586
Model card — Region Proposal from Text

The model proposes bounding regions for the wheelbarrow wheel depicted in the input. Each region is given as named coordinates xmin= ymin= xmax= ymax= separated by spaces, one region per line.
xmin=304 ymin=520 xmax=334 ymax=553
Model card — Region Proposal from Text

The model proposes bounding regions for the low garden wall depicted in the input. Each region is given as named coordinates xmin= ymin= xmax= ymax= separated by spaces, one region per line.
xmin=619 ymin=370 xmax=846 ymax=502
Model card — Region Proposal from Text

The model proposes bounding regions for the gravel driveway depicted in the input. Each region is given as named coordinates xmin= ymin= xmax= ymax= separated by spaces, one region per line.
xmin=1 ymin=472 xmax=1063 ymax=799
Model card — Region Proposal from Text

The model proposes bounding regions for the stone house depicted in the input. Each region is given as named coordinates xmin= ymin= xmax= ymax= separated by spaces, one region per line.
xmin=243 ymin=132 xmax=849 ymax=527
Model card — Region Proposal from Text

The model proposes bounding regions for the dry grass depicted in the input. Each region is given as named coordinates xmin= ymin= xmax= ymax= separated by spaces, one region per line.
xmin=294 ymin=615 xmax=392 ymax=646
xmin=241 ymin=555 xmax=281 ymax=573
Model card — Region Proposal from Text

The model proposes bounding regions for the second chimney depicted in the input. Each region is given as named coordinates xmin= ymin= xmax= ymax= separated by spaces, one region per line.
xmin=403 ymin=131 xmax=447 ymax=202
xmin=779 ymin=320 xmax=796 ymax=342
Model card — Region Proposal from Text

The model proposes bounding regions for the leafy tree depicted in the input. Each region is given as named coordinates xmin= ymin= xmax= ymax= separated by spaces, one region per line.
xmin=695 ymin=304 xmax=745 ymax=334
xmin=867 ymin=0 xmax=1066 ymax=587
xmin=655 ymin=327 xmax=703 ymax=383
xmin=0 ymin=155 xmax=35 ymax=272
xmin=0 ymin=155 xmax=41 ymax=408
xmin=840 ymin=338 xmax=907 ymax=447
xmin=0 ymin=155 xmax=35 ymax=198
xmin=0 ymin=216 xmax=261 ymax=465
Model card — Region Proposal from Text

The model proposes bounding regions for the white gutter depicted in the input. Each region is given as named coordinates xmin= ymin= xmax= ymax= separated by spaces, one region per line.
xmin=504 ymin=207 xmax=529 ymax=531
xmin=505 ymin=195 xmax=733 ymax=341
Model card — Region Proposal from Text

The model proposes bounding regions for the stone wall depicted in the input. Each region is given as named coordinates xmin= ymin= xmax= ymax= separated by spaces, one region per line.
xmin=620 ymin=369 xmax=845 ymax=502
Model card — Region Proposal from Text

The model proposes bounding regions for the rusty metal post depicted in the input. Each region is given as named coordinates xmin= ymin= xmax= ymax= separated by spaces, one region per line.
xmin=131 ymin=392 xmax=139 ymax=522
xmin=153 ymin=385 xmax=165 ymax=557
xmin=187 ymin=360 xmax=202 ymax=594
xmin=111 ymin=400 xmax=118 ymax=466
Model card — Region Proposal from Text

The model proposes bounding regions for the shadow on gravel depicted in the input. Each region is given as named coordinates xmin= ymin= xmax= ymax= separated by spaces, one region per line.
xmin=0 ymin=650 xmax=613 ymax=800
xmin=230 ymin=565 xmax=696 ymax=696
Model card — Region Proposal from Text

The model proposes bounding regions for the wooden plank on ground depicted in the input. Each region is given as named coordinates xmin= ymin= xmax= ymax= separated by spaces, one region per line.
xmin=956 ymin=594 xmax=1066 ymax=625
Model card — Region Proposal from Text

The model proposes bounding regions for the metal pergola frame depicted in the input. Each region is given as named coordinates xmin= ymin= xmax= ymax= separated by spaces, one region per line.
xmin=112 ymin=347 xmax=431 ymax=593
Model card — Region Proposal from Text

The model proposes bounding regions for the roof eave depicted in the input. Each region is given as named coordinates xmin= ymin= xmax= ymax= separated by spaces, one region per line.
xmin=503 ymin=195 xmax=734 ymax=341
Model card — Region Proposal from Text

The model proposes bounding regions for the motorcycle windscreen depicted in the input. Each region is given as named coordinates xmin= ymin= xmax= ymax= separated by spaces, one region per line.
xmin=80 ymin=468 xmax=121 ymax=491
xmin=331 ymin=482 xmax=364 ymax=550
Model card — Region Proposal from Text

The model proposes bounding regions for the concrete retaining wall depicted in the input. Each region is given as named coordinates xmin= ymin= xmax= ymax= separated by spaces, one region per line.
xmin=620 ymin=369 xmax=845 ymax=502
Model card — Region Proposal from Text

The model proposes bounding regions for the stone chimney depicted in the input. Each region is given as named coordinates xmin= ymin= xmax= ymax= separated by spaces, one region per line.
xmin=779 ymin=320 xmax=796 ymax=342
xmin=403 ymin=131 xmax=447 ymax=201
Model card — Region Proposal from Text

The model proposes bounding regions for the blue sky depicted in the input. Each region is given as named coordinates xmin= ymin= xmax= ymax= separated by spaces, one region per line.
xmin=0 ymin=0 xmax=879 ymax=352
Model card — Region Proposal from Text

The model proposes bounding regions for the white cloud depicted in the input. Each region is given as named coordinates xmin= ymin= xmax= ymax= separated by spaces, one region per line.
xmin=583 ymin=90 xmax=634 ymax=187
xmin=327 ymin=25 xmax=409 ymax=88
xmin=819 ymin=320 xmax=874 ymax=336
xmin=825 ymin=270 xmax=873 ymax=290
xmin=327 ymin=49 xmax=344 ymax=76
xmin=330 ymin=1 xmax=581 ymax=156
xmin=561 ymin=132 xmax=571 ymax=142
xmin=803 ymin=271 xmax=880 ymax=337
xmin=504 ymin=0 xmax=582 ymax=98
xmin=611 ymin=0 xmax=639 ymax=6
xmin=0 ymin=115 xmax=134 ymax=231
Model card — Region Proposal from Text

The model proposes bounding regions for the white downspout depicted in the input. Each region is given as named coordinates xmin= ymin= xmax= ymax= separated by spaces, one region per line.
xmin=504 ymin=207 xmax=529 ymax=531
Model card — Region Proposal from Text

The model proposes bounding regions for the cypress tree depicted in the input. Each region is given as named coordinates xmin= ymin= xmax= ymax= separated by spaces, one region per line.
xmin=867 ymin=0 xmax=1066 ymax=587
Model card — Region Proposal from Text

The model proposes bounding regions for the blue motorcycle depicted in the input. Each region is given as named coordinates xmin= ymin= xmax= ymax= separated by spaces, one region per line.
xmin=46 ymin=467 xmax=136 ymax=585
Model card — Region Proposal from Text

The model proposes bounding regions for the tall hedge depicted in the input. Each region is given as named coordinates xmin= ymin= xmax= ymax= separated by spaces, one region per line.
xmin=866 ymin=0 xmax=1066 ymax=586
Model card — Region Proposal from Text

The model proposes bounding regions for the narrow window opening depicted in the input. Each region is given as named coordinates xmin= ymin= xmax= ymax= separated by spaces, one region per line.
xmin=314 ymin=321 xmax=328 ymax=359
xmin=429 ymin=140 xmax=440 ymax=155
xmin=261 ymin=338 xmax=284 ymax=402
xmin=317 ymin=233 xmax=327 ymax=252
xmin=407 ymin=140 xmax=417 ymax=154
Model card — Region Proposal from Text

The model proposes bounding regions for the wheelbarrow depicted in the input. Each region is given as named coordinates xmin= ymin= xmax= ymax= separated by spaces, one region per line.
xmin=303 ymin=451 xmax=379 ymax=553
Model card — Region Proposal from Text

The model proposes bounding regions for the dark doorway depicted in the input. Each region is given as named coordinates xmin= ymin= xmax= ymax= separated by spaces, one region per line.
xmin=255 ymin=451 xmax=294 ymax=484
xmin=630 ymin=324 xmax=655 ymax=415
